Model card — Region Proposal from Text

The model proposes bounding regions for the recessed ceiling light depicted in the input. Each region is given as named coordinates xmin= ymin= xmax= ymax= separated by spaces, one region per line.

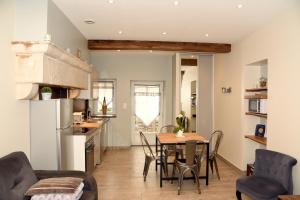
xmin=174 ymin=1 xmax=179 ymax=6
xmin=118 ymin=30 xmax=123 ymax=34
xmin=84 ymin=19 xmax=95 ymax=24
xmin=205 ymin=33 xmax=209 ymax=37
xmin=191 ymin=55 xmax=195 ymax=58
xmin=149 ymin=50 xmax=153 ymax=53
xmin=162 ymin=32 xmax=167 ymax=35
xmin=108 ymin=0 xmax=114 ymax=4
xmin=117 ymin=49 xmax=121 ymax=52
xmin=237 ymin=4 xmax=243 ymax=8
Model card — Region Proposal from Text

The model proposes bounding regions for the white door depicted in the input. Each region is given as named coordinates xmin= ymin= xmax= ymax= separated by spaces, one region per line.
xmin=131 ymin=81 xmax=164 ymax=145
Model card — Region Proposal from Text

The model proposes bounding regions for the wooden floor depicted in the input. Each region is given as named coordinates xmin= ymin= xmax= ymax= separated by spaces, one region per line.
xmin=93 ymin=147 xmax=247 ymax=200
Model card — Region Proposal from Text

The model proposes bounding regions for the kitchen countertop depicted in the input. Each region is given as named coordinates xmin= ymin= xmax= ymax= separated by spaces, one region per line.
xmin=72 ymin=127 xmax=99 ymax=141
xmin=91 ymin=114 xmax=116 ymax=118
xmin=72 ymin=121 xmax=103 ymax=129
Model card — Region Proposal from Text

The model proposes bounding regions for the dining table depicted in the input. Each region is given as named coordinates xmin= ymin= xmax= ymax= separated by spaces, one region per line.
xmin=155 ymin=132 xmax=210 ymax=187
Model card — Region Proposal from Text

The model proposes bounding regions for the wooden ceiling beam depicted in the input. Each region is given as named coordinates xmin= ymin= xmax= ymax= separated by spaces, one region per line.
xmin=88 ymin=40 xmax=231 ymax=53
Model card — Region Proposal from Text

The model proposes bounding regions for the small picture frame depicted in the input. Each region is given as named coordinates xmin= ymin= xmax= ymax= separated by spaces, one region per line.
xmin=255 ymin=124 xmax=266 ymax=137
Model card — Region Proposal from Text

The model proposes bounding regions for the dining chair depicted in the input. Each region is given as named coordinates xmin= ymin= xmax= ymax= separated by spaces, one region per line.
xmin=171 ymin=140 xmax=204 ymax=195
xmin=159 ymin=125 xmax=184 ymax=177
xmin=139 ymin=131 xmax=167 ymax=181
xmin=209 ymin=130 xmax=223 ymax=180
xmin=160 ymin=125 xmax=176 ymax=133
xmin=236 ymin=149 xmax=297 ymax=200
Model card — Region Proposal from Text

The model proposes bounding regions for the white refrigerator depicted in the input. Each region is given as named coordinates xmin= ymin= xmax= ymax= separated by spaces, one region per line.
xmin=30 ymin=99 xmax=73 ymax=170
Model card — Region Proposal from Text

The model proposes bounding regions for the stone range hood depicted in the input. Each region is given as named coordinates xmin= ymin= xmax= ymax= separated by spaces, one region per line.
xmin=12 ymin=41 xmax=92 ymax=100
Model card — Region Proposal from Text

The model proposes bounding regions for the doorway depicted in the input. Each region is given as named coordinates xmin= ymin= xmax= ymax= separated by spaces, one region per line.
xmin=180 ymin=57 xmax=198 ymax=132
xmin=131 ymin=81 xmax=164 ymax=145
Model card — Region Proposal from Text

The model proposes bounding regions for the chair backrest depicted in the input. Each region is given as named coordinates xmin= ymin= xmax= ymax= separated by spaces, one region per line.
xmin=210 ymin=130 xmax=223 ymax=157
xmin=139 ymin=131 xmax=155 ymax=159
xmin=160 ymin=125 xmax=176 ymax=133
xmin=185 ymin=140 xmax=198 ymax=166
xmin=0 ymin=152 xmax=38 ymax=200
xmin=254 ymin=149 xmax=297 ymax=194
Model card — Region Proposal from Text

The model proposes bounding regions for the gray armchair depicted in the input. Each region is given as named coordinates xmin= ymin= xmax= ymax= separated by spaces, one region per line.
xmin=236 ymin=149 xmax=297 ymax=200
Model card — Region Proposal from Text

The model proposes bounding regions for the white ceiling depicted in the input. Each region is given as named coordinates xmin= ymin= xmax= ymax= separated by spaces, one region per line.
xmin=53 ymin=0 xmax=299 ymax=43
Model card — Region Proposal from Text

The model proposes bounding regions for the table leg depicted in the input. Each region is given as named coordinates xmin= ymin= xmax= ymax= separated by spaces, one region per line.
xmin=206 ymin=143 xmax=209 ymax=185
xmin=155 ymin=137 xmax=158 ymax=171
xmin=160 ymin=143 xmax=163 ymax=188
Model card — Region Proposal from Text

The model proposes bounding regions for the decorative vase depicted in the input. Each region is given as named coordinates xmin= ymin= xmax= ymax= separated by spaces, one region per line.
xmin=41 ymin=93 xmax=52 ymax=100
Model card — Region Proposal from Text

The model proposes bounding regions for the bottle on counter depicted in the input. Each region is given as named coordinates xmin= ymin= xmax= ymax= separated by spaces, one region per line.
xmin=102 ymin=97 xmax=107 ymax=115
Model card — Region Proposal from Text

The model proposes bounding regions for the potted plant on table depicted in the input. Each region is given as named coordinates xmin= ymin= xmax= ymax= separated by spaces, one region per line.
xmin=174 ymin=111 xmax=188 ymax=136
xmin=41 ymin=86 xmax=52 ymax=100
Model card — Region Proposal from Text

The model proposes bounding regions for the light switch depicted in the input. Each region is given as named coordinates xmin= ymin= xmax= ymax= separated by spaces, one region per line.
xmin=122 ymin=103 xmax=127 ymax=109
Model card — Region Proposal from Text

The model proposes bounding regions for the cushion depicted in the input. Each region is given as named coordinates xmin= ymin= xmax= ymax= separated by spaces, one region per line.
xmin=30 ymin=183 xmax=84 ymax=200
xmin=0 ymin=152 xmax=38 ymax=200
xmin=26 ymin=177 xmax=83 ymax=196
xmin=236 ymin=176 xmax=287 ymax=200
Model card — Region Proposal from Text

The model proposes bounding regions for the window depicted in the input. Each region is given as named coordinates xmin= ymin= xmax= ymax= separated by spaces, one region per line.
xmin=93 ymin=80 xmax=116 ymax=114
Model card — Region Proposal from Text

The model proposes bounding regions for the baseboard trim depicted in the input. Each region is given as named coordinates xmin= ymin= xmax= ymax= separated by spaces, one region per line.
xmin=106 ymin=146 xmax=131 ymax=150
xmin=217 ymin=154 xmax=245 ymax=175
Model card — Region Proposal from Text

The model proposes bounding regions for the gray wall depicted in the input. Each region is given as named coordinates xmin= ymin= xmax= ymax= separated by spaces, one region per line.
xmin=47 ymin=0 xmax=89 ymax=61
xmin=14 ymin=0 xmax=89 ymax=61
xmin=14 ymin=0 xmax=48 ymax=41
xmin=90 ymin=52 xmax=173 ymax=147
xmin=197 ymin=55 xmax=213 ymax=139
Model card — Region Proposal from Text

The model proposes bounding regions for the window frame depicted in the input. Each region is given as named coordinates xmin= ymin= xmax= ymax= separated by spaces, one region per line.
xmin=93 ymin=79 xmax=117 ymax=115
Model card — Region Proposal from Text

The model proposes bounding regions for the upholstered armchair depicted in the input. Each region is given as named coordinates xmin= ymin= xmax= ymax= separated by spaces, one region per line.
xmin=236 ymin=149 xmax=297 ymax=200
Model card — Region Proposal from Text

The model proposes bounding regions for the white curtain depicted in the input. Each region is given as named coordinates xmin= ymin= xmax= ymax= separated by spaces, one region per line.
xmin=134 ymin=85 xmax=160 ymax=126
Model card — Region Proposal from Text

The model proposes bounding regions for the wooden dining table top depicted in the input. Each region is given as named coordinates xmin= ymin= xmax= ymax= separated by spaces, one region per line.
xmin=156 ymin=132 xmax=209 ymax=144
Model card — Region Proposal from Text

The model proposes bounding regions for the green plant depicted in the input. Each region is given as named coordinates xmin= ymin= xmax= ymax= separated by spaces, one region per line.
xmin=41 ymin=86 xmax=52 ymax=93
xmin=174 ymin=111 xmax=185 ymax=133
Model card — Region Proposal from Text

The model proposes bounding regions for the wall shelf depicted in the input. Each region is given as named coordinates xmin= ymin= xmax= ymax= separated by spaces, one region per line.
xmin=245 ymin=112 xmax=267 ymax=118
xmin=244 ymin=94 xmax=267 ymax=99
xmin=245 ymin=135 xmax=267 ymax=145
xmin=245 ymin=87 xmax=267 ymax=92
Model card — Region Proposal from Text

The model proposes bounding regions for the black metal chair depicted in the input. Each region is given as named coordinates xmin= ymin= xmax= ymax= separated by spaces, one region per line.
xmin=209 ymin=130 xmax=223 ymax=180
xmin=171 ymin=140 xmax=204 ymax=195
xmin=140 ymin=131 xmax=167 ymax=181
xmin=159 ymin=125 xmax=184 ymax=177
xmin=236 ymin=149 xmax=297 ymax=200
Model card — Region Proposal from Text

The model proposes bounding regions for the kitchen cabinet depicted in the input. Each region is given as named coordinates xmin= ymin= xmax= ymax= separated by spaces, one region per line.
xmin=94 ymin=128 xmax=101 ymax=165
xmin=100 ymin=119 xmax=109 ymax=163
xmin=63 ymin=125 xmax=101 ymax=172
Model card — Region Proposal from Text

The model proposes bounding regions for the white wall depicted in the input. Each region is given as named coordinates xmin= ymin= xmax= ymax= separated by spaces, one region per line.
xmin=0 ymin=0 xmax=31 ymax=157
xmin=90 ymin=52 xmax=173 ymax=147
xmin=214 ymin=4 xmax=300 ymax=193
